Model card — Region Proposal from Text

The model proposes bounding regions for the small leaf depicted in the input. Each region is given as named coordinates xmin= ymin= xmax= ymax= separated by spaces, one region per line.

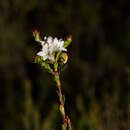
xmin=41 ymin=62 xmax=53 ymax=74
xmin=62 ymin=95 xmax=65 ymax=104
xmin=59 ymin=105 xmax=65 ymax=116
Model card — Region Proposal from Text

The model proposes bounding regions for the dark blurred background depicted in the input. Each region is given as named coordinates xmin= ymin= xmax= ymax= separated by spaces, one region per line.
xmin=0 ymin=0 xmax=129 ymax=130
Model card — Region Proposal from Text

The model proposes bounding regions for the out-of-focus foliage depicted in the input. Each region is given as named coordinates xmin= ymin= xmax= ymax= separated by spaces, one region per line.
xmin=0 ymin=0 xmax=129 ymax=130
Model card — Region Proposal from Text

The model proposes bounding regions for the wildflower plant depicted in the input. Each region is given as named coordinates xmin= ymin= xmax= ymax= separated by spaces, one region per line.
xmin=33 ymin=30 xmax=72 ymax=130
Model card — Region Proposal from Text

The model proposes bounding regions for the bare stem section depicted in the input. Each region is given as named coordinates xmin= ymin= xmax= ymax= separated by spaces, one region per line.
xmin=54 ymin=71 xmax=71 ymax=130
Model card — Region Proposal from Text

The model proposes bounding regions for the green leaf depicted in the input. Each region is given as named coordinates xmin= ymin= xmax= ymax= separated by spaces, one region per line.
xmin=41 ymin=62 xmax=53 ymax=74
xmin=59 ymin=105 xmax=65 ymax=117
xmin=62 ymin=95 xmax=65 ymax=104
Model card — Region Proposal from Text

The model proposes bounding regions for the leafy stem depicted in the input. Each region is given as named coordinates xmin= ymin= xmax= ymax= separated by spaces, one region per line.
xmin=53 ymin=64 xmax=71 ymax=130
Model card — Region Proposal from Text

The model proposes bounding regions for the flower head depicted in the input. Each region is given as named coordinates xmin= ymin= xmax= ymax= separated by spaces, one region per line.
xmin=37 ymin=36 xmax=67 ymax=62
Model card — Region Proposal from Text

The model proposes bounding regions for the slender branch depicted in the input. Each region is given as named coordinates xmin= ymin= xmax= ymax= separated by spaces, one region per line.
xmin=53 ymin=55 xmax=72 ymax=130
xmin=54 ymin=71 xmax=67 ymax=130
xmin=54 ymin=70 xmax=72 ymax=130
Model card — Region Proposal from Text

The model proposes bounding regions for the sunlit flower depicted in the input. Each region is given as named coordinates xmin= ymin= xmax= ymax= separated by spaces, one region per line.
xmin=37 ymin=36 xmax=67 ymax=61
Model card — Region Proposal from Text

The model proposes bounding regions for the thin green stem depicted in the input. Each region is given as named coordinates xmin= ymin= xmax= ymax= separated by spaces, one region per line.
xmin=53 ymin=60 xmax=72 ymax=130
xmin=54 ymin=71 xmax=72 ymax=130
xmin=54 ymin=71 xmax=67 ymax=130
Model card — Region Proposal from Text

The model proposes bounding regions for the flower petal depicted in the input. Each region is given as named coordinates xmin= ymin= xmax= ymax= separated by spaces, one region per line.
xmin=37 ymin=51 xmax=44 ymax=56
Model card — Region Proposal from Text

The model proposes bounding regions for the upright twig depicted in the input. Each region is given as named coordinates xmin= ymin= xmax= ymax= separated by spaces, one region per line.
xmin=33 ymin=31 xmax=72 ymax=130
xmin=53 ymin=67 xmax=72 ymax=130
xmin=54 ymin=70 xmax=67 ymax=130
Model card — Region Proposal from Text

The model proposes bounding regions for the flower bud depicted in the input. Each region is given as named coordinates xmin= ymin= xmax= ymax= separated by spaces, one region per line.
xmin=33 ymin=30 xmax=41 ymax=42
xmin=60 ymin=52 xmax=68 ymax=64
xmin=64 ymin=35 xmax=72 ymax=48
xmin=34 ymin=56 xmax=41 ymax=63
xmin=66 ymin=35 xmax=72 ymax=42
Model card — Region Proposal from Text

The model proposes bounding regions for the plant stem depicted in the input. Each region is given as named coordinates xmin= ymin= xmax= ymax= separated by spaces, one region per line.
xmin=54 ymin=71 xmax=67 ymax=130
xmin=54 ymin=70 xmax=72 ymax=130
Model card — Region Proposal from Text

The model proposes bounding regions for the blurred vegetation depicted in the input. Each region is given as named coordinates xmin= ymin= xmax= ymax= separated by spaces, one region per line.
xmin=0 ymin=0 xmax=129 ymax=130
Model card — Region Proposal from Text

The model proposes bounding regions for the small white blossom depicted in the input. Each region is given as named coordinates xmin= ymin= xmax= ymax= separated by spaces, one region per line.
xmin=37 ymin=36 xmax=67 ymax=61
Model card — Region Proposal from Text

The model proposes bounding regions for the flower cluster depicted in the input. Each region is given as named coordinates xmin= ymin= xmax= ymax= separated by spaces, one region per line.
xmin=37 ymin=36 xmax=67 ymax=62
xmin=33 ymin=30 xmax=72 ymax=73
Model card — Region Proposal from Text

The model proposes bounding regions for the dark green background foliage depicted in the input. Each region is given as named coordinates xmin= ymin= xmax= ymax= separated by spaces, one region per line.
xmin=0 ymin=0 xmax=129 ymax=130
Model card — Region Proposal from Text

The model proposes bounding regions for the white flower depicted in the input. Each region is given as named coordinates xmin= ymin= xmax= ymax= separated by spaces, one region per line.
xmin=37 ymin=36 xmax=67 ymax=61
